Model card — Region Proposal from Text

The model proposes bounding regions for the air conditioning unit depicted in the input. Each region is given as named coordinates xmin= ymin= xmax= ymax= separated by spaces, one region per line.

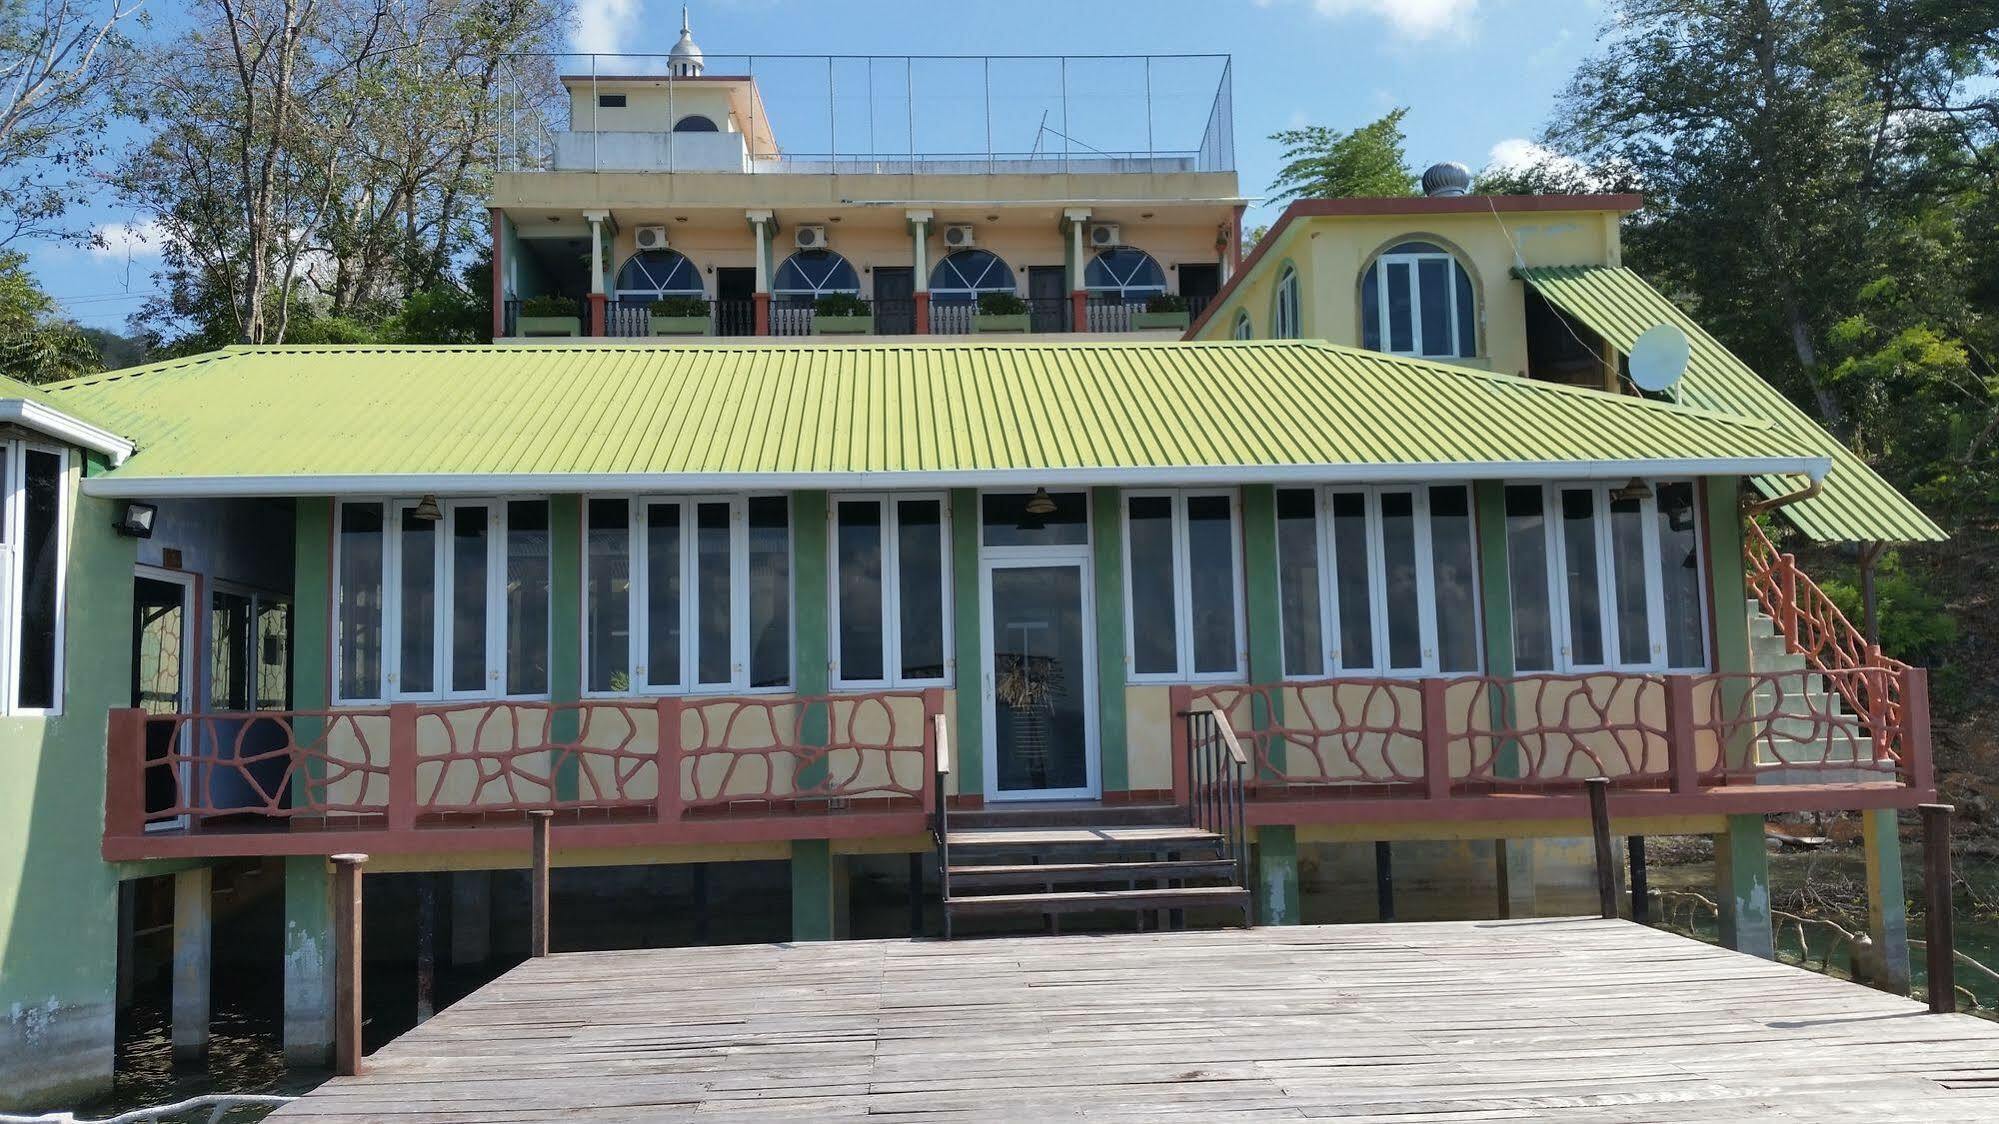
xmin=1088 ymin=222 xmax=1121 ymax=248
xmin=942 ymin=223 xmax=977 ymax=249
xmin=795 ymin=224 xmax=828 ymax=250
xmin=633 ymin=225 xmax=669 ymax=251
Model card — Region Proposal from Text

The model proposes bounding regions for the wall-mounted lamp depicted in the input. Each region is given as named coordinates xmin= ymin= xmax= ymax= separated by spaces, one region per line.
xmin=112 ymin=501 xmax=158 ymax=539
xmin=1610 ymin=478 xmax=1653 ymax=503
xmin=411 ymin=494 xmax=443 ymax=521
xmin=1025 ymin=488 xmax=1057 ymax=515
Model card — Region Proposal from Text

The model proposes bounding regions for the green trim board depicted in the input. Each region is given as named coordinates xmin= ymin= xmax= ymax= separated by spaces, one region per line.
xmin=1090 ymin=487 xmax=1128 ymax=794
xmin=47 ymin=342 xmax=1827 ymax=495
xmin=550 ymin=495 xmax=582 ymax=801
xmin=949 ymin=489 xmax=983 ymax=798
xmin=291 ymin=499 xmax=332 ymax=794
xmin=1472 ymin=480 xmax=1521 ymax=779
xmin=792 ymin=491 xmax=830 ymax=790
xmin=1241 ymin=485 xmax=1285 ymax=777
xmin=1518 ymin=265 xmax=1943 ymax=544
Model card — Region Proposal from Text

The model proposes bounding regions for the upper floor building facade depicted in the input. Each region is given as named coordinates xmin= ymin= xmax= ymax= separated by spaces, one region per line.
xmin=489 ymin=15 xmax=1245 ymax=340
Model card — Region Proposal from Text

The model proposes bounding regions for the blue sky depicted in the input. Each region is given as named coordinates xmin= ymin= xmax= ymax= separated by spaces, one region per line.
xmin=36 ymin=0 xmax=1606 ymax=333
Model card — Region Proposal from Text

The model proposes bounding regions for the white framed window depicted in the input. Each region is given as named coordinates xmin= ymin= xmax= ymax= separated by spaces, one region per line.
xmin=332 ymin=498 xmax=551 ymax=703
xmin=1274 ymin=484 xmax=1480 ymax=678
xmin=1506 ymin=480 xmax=1707 ymax=673
xmin=830 ymin=495 xmax=951 ymax=689
xmin=1361 ymin=241 xmax=1477 ymax=360
xmin=584 ymin=494 xmax=791 ymax=696
xmin=1272 ymin=265 xmax=1301 ymax=339
xmin=1123 ymin=490 xmax=1245 ymax=683
xmin=0 ymin=441 xmax=66 ymax=714
xmin=1231 ymin=310 xmax=1252 ymax=340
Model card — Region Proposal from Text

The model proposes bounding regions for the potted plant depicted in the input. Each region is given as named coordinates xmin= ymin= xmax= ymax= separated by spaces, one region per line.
xmin=810 ymin=292 xmax=873 ymax=334
xmin=649 ymin=295 xmax=711 ymax=336
xmin=1133 ymin=292 xmax=1190 ymax=330
xmin=973 ymin=291 xmax=1030 ymax=333
xmin=516 ymin=295 xmax=582 ymax=337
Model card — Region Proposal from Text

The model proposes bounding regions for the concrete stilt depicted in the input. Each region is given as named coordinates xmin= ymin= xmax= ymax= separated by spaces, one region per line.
xmin=1862 ymin=808 xmax=1912 ymax=994
xmin=1715 ymin=814 xmax=1774 ymax=959
xmin=116 ymin=880 xmax=137 ymax=1009
xmin=1256 ymin=826 xmax=1300 ymax=925
xmin=449 ymin=871 xmax=491 ymax=966
xmin=415 ymin=874 xmax=437 ymax=1024
xmin=283 ymin=856 xmax=337 ymax=1066
xmin=170 ymin=868 xmax=212 ymax=1061
xmin=1495 ymin=838 xmax=1536 ymax=919
xmin=791 ymin=841 xmax=849 ymax=942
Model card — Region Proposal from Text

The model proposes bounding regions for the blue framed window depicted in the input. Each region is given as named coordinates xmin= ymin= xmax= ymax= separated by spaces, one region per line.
xmin=929 ymin=249 xmax=1014 ymax=305
xmin=1084 ymin=247 xmax=1166 ymax=302
xmin=616 ymin=250 xmax=704 ymax=302
xmin=1361 ymin=241 xmax=1477 ymax=359
xmin=774 ymin=250 xmax=860 ymax=307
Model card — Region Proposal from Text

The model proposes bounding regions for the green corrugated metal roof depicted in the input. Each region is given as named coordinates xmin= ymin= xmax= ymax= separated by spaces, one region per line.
xmin=45 ymin=340 xmax=1828 ymax=496
xmin=1519 ymin=265 xmax=1944 ymax=544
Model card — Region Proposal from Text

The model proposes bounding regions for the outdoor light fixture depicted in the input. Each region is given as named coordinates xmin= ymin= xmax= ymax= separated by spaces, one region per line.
xmin=1610 ymin=478 xmax=1653 ymax=503
xmin=112 ymin=501 xmax=157 ymax=539
xmin=412 ymin=494 xmax=443 ymax=521
xmin=1025 ymin=488 xmax=1057 ymax=516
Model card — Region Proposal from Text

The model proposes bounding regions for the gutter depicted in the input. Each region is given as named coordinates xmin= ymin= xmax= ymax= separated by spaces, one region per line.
xmin=80 ymin=455 xmax=1835 ymax=500
xmin=0 ymin=398 xmax=133 ymax=465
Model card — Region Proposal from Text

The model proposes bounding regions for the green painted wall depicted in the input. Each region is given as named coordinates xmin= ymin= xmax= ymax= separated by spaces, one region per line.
xmin=1241 ymin=485 xmax=1284 ymax=775
xmin=1704 ymin=477 xmax=1751 ymax=675
xmin=791 ymin=491 xmax=830 ymax=788
xmin=293 ymin=500 xmax=332 ymax=713
xmin=550 ymin=495 xmax=582 ymax=799
xmin=950 ymin=489 xmax=982 ymax=798
xmin=1715 ymin=812 xmax=1773 ymax=958
xmin=0 ymin=465 xmax=138 ymax=1106
xmin=789 ymin=838 xmax=844 ymax=941
xmin=1090 ymin=487 xmax=1127 ymax=794
xmin=1472 ymin=481 xmax=1520 ymax=779
xmin=1256 ymin=824 xmax=1300 ymax=925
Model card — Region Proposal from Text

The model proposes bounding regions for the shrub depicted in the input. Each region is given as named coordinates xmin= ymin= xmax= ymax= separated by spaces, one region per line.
xmin=813 ymin=293 xmax=869 ymax=317
xmin=519 ymin=294 xmax=578 ymax=317
xmin=977 ymin=291 xmax=1027 ymax=316
xmin=648 ymin=296 xmax=709 ymax=317
xmin=1144 ymin=292 xmax=1189 ymax=313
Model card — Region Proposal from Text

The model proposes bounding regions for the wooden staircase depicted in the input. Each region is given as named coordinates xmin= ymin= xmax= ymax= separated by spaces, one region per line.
xmin=928 ymin=707 xmax=1254 ymax=938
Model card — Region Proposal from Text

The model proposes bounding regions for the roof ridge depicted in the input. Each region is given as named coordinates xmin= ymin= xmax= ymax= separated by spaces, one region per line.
xmin=41 ymin=347 xmax=243 ymax=392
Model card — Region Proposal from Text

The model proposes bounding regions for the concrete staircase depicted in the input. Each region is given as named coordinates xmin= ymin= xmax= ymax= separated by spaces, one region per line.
xmin=940 ymin=802 xmax=1252 ymax=936
xmin=1745 ymin=599 xmax=1888 ymax=783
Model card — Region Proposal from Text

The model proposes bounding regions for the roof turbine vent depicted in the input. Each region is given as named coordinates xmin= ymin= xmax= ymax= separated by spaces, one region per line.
xmin=1422 ymin=161 xmax=1473 ymax=198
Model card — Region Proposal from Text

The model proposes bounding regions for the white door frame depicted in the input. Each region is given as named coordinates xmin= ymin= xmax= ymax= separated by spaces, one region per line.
xmin=978 ymin=550 xmax=1100 ymax=802
xmin=134 ymin=564 xmax=196 ymax=833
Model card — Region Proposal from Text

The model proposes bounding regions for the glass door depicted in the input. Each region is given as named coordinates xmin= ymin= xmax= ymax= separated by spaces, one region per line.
xmin=133 ymin=569 xmax=194 ymax=827
xmin=981 ymin=558 xmax=1097 ymax=800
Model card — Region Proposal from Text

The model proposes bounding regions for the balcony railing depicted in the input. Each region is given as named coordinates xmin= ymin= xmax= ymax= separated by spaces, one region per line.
xmin=104 ymin=668 xmax=1931 ymax=860
xmin=500 ymin=53 xmax=1235 ymax=176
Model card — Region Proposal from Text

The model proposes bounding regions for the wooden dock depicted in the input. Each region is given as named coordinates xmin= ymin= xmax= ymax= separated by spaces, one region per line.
xmin=273 ymin=918 xmax=1999 ymax=1121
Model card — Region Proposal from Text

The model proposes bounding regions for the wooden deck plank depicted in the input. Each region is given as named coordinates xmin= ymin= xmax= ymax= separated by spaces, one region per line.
xmin=271 ymin=918 xmax=1999 ymax=1121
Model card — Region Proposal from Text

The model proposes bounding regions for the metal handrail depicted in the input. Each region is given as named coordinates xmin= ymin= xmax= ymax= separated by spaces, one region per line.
xmin=1181 ymin=701 xmax=1249 ymax=902
xmin=932 ymin=712 xmax=951 ymax=939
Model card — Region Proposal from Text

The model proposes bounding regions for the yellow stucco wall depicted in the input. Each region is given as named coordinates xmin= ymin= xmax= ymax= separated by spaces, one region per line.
xmin=568 ymin=86 xmax=741 ymax=134
xmin=494 ymin=169 xmax=1242 ymax=213
xmin=1193 ymin=207 xmax=1624 ymax=379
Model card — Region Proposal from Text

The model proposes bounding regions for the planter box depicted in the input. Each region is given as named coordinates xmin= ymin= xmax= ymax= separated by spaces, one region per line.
xmin=974 ymin=313 xmax=1031 ymax=333
xmin=517 ymin=315 xmax=581 ymax=338
xmin=650 ymin=315 xmax=712 ymax=336
xmin=1132 ymin=310 xmax=1191 ymax=330
xmin=812 ymin=314 xmax=874 ymax=335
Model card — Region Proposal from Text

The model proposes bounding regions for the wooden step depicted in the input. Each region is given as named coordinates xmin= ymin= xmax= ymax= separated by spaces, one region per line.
xmin=945 ymin=825 xmax=1225 ymax=859
xmin=944 ymin=884 xmax=1251 ymax=918
xmin=951 ymin=802 xmax=1185 ymax=830
xmin=947 ymin=858 xmax=1239 ymax=889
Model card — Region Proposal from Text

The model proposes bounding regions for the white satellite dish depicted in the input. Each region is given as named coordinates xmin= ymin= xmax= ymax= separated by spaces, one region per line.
xmin=1628 ymin=323 xmax=1691 ymax=394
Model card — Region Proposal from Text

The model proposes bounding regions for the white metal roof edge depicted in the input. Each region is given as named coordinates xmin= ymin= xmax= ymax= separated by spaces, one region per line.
xmin=0 ymin=399 xmax=134 ymax=465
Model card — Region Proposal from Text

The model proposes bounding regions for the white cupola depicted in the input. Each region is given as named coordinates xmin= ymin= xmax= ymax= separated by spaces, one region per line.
xmin=668 ymin=6 xmax=704 ymax=78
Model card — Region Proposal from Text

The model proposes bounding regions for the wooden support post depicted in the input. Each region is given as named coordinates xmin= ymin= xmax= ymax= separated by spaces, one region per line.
xmin=331 ymin=854 xmax=367 ymax=1078
xmin=1420 ymin=679 xmax=1450 ymax=801
xmin=171 ymin=867 xmax=212 ymax=1061
xmin=907 ymin=852 xmax=924 ymax=938
xmin=1665 ymin=675 xmax=1699 ymax=794
xmin=529 ymin=810 xmax=553 ymax=958
xmin=415 ymin=873 xmax=436 ymax=1024
xmin=1628 ymin=836 xmax=1649 ymax=924
xmin=692 ymin=863 xmax=710 ymax=944
xmin=1586 ymin=778 xmax=1616 ymax=920
xmin=1921 ymin=802 xmax=1955 ymax=1013
xmin=1374 ymin=841 xmax=1394 ymax=922
xmin=388 ymin=704 xmax=417 ymax=831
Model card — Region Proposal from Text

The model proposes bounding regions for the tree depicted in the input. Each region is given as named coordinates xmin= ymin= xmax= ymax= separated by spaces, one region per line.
xmin=0 ymin=249 xmax=99 ymax=382
xmin=1266 ymin=108 xmax=1417 ymax=204
xmin=0 ymin=0 xmax=146 ymax=245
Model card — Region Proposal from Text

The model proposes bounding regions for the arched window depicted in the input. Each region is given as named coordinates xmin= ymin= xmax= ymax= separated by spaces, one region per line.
xmin=1272 ymin=266 xmax=1301 ymax=340
xmin=772 ymin=250 xmax=860 ymax=308
xmin=1232 ymin=310 xmax=1253 ymax=340
xmin=928 ymin=249 xmax=1015 ymax=304
xmin=1361 ymin=241 xmax=1476 ymax=359
xmin=616 ymin=249 xmax=704 ymax=301
xmin=1084 ymin=247 xmax=1166 ymax=302
xmin=673 ymin=115 xmax=718 ymax=132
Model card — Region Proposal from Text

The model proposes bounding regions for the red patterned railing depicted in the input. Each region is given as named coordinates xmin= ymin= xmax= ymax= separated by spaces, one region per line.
xmin=105 ymin=689 xmax=945 ymax=839
xmin=1743 ymin=520 xmax=1908 ymax=747
xmin=1176 ymin=667 xmax=1931 ymax=798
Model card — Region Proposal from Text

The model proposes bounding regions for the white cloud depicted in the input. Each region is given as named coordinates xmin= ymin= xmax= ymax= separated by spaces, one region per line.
xmin=1292 ymin=0 xmax=1480 ymax=39
xmin=1484 ymin=137 xmax=1615 ymax=189
xmin=89 ymin=219 xmax=164 ymax=261
xmin=573 ymin=0 xmax=639 ymax=55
